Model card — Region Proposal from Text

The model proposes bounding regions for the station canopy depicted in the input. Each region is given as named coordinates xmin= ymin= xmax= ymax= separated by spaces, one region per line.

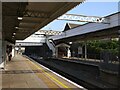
xmin=2 ymin=1 xmax=84 ymax=43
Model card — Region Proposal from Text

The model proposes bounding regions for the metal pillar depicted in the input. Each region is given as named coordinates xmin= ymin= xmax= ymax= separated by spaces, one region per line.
xmin=118 ymin=30 xmax=120 ymax=88
xmin=2 ymin=41 xmax=6 ymax=68
xmin=0 ymin=40 xmax=2 ymax=68
xmin=55 ymin=47 xmax=58 ymax=58
xmin=118 ymin=3 xmax=120 ymax=88
xmin=0 ymin=4 xmax=1 ymax=90
xmin=84 ymin=41 xmax=87 ymax=60
xmin=12 ymin=46 xmax=15 ymax=58
xmin=67 ymin=47 xmax=71 ymax=58
xmin=0 ymin=1 xmax=2 ymax=69
xmin=0 ymin=2 xmax=6 ymax=69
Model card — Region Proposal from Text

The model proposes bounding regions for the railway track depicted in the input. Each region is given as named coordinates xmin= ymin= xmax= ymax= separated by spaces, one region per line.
xmin=30 ymin=57 xmax=105 ymax=89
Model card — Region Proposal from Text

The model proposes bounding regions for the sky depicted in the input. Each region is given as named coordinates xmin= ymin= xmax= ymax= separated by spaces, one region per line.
xmin=41 ymin=0 xmax=119 ymax=31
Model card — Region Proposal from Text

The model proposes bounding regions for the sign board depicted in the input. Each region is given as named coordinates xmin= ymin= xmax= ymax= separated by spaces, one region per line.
xmin=78 ymin=46 xmax=82 ymax=54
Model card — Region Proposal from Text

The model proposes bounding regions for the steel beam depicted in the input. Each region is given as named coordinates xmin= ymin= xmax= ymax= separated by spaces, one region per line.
xmin=23 ymin=10 xmax=50 ymax=18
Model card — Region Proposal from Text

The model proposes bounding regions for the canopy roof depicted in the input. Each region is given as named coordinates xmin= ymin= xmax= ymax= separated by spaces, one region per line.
xmin=56 ymin=43 xmax=70 ymax=48
xmin=3 ymin=2 xmax=84 ymax=43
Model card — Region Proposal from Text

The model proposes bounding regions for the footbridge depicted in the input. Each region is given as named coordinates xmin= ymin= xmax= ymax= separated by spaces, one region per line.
xmin=49 ymin=12 xmax=120 ymax=43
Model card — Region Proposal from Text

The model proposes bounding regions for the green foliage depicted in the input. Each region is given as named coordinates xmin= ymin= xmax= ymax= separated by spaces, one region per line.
xmin=87 ymin=39 xmax=119 ymax=55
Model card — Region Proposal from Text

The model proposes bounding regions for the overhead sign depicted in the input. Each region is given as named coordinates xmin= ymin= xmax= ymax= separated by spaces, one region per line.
xmin=58 ymin=14 xmax=109 ymax=23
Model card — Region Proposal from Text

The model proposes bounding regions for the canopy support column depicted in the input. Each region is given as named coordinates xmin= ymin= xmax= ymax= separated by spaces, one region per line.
xmin=0 ymin=1 xmax=3 ymax=69
xmin=55 ymin=47 xmax=58 ymax=58
xmin=67 ymin=47 xmax=71 ymax=58
xmin=84 ymin=41 xmax=87 ymax=60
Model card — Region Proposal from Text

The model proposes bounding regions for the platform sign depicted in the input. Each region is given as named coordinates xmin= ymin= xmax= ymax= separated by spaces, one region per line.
xmin=78 ymin=46 xmax=82 ymax=54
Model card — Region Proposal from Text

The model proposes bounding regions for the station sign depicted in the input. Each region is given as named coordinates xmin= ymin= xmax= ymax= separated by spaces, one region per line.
xmin=78 ymin=46 xmax=82 ymax=54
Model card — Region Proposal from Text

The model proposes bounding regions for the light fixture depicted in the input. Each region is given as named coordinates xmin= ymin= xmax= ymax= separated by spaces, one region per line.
xmin=69 ymin=42 xmax=72 ymax=44
xmin=49 ymin=39 xmax=52 ymax=42
xmin=15 ymin=27 xmax=18 ymax=29
xmin=13 ymin=33 xmax=16 ymax=35
xmin=12 ymin=35 xmax=15 ymax=38
xmin=18 ymin=17 xmax=23 ymax=20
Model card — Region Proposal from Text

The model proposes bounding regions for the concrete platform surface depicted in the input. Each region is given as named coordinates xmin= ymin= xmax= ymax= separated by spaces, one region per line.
xmin=1 ymin=54 xmax=85 ymax=89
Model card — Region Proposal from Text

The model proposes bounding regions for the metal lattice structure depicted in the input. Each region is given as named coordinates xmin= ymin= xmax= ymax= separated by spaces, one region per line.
xmin=58 ymin=14 xmax=109 ymax=23
xmin=23 ymin=10 xmax=50 ymax=18
xmin=38 ymin=30 xmax=62 ymax=35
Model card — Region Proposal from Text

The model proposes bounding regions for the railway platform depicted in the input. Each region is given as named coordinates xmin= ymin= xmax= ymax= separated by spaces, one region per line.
xmin=1 ymin=54 xmax=85 ymax=89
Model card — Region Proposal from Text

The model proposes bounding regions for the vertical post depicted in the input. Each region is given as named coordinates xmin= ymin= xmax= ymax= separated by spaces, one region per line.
xmin=55 ymin=47 xmax=58 ymax=58
xmin=0 ymin=41 xmax=2 ymax=68
xmin=118 ymin=28 xmax=120 ymax=89
xmin=2 ymin=41 xmax=6 ymax=68
xmin=67 ymin=47 xmax=71 ymax=58
xmin=118 ymin=3 xmax=120 ymax=88
xmin=12 ymin=46 xmax=15 ymax=58
xmin=0 ymin=1 xmax=2 ymax=69
xmin=84 ymin=41 xmax=87 ymax=60
xmin=0 ymin=1 xmax=2 ymax=89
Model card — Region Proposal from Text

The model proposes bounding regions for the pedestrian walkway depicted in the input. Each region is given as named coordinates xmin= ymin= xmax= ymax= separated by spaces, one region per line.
xmin=2 ymin=54 xmax=83 ymax=89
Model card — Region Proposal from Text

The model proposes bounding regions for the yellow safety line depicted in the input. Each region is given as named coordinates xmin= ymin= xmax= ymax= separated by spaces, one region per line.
xmin=29 ymin=60 xmax=71 ymax=89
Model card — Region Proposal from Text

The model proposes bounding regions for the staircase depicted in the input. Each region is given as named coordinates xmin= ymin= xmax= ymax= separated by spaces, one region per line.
xmin=46 ymin=38 xmax=56 ymax=57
